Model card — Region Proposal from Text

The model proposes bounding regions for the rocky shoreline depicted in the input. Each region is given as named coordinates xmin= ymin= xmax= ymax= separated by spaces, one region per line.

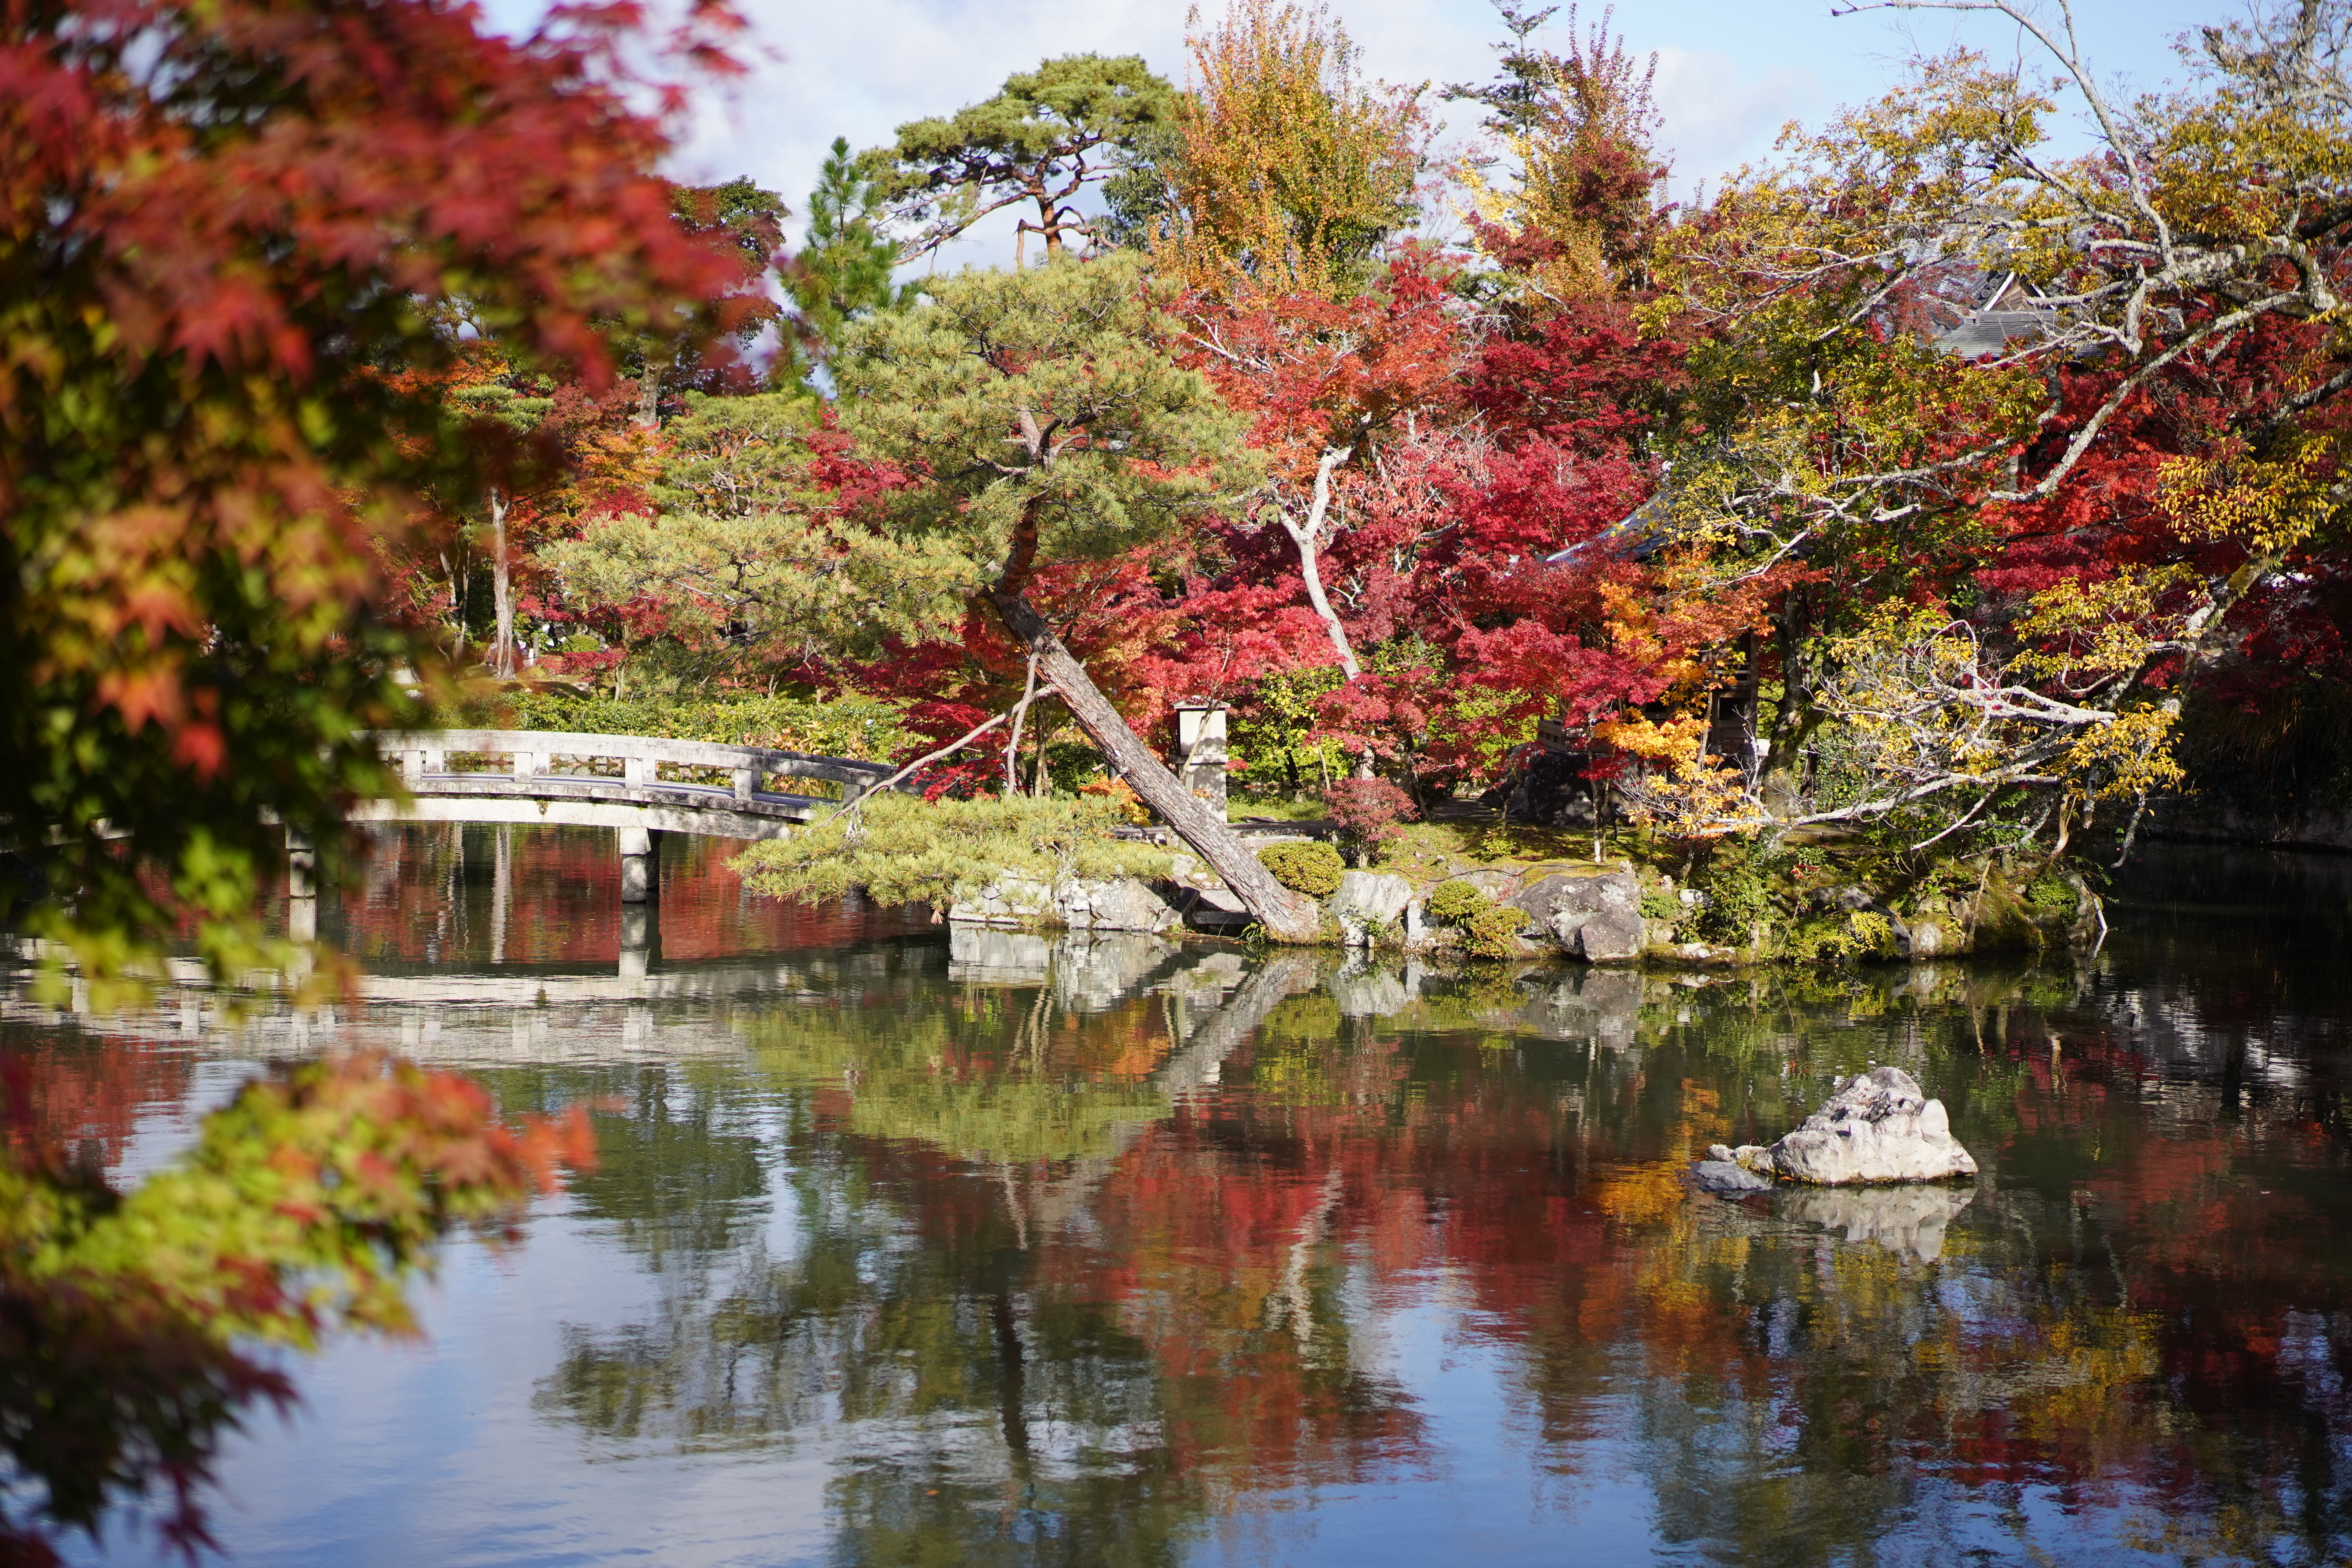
xmin=947 ymin=853 xmax=2102 ymax=968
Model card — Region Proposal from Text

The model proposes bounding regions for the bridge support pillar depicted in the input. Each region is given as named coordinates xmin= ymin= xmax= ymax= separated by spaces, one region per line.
xmin=285 ymin=826 xmax=315 ymax=898
xmin=617 ymin=826 xmax=662 ymax=904
xmin=286 ymin=826 xmax=318 ymax=942
xmin=618 ymin=902 xmax=659 ymax=980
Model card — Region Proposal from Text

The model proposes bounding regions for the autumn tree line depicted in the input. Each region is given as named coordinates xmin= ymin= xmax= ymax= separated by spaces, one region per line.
xmin=7 ymin=0 xmax=2352 ymax=1548
xmin=423 ymin=0 xmax=2352 ymax=934
xmin=13 ymin=0 xmax=2352 ymax=955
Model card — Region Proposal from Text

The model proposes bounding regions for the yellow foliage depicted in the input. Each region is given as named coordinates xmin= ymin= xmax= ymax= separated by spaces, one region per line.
xmin=2158 ymin=442 xmax=2336 ymax=556
xmin=1157 ymin=0 xmax=1424 ymax=299
xmin=2011 ymin=566 xmax=2199 ymax=686
xmin=1592 ymin=711 xmax=1764 ymax=838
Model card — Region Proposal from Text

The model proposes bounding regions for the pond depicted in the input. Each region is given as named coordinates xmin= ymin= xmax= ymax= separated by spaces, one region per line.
xmin=16 ymin=827 xmax=2352 ymax=1567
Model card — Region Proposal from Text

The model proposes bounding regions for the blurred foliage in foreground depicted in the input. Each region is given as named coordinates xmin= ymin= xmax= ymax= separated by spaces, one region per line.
xmin=0 ymin=1052 xmax=593 ymax=1562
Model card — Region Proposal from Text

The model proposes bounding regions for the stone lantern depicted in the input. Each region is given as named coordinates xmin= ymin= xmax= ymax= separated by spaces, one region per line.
xmin=1172 ymin=701 xmax=1229 ymax=822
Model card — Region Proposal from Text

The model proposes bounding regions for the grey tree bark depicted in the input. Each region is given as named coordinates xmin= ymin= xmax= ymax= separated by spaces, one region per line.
xmin=990 ymin=590 xmax=1321 ymax=943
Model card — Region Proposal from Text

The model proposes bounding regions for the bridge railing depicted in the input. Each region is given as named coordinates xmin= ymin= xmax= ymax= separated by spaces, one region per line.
xmin=370 ymin=730 xmax=897 ymax=804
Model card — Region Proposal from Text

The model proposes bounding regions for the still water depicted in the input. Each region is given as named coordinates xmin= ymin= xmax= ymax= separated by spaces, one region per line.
xmin=13 ymin=828 xmax=2352 ymax=1566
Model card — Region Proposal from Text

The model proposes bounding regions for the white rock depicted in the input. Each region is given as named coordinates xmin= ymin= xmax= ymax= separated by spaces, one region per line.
xmin=1768 ymin=1066 xmax=1977 ymax=1185
xmin=1329 ymin=871 xmax=1414 ymax=947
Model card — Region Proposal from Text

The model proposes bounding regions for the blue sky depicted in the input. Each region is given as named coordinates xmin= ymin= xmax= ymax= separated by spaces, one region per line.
xmin=627 ymin=0 xmax=2252 ymax=262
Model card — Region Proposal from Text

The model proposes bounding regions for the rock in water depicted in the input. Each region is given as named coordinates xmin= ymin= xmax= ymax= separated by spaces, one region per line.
xmin=1688 ymin=1160 xmax=1772 ymax=1194
xmin=1769 ymin=1067 xmax=1976 ymax=1185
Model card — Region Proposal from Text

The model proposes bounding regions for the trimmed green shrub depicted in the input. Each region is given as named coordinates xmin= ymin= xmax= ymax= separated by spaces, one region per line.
xmin=736 ymin=793 xmax=1168 ymax=913
xmin=1257 ymin=841 xmax=1344 ymax=897
xmin=1425 ymin=879 xmax=1489 ymax=926
xmin=456 ymin=691 xmax=916 ymax=763
xmin=1462 ymin=904 xmax=1528 ymax=960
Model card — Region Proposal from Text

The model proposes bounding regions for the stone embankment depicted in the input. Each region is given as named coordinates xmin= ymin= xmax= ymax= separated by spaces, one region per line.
xmin=947 ymin=851 xmax=2099 ymax=968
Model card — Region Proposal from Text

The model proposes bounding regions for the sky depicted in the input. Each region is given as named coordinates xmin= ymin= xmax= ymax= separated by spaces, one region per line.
xmin=619 ymin=0 xmax=2250 ymax=263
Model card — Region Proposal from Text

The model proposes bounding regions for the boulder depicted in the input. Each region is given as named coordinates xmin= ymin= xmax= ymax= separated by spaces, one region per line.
xmin=1509 ymin=871 xmax=1642 ymax=962
xmin=1329 ymin=871 xmax=1414 ymax=947
xmin=947 ymin=875 xmax=1054 ymax=927
xmin=1059 ymin=877 xmax=1181 ymax=934
xmin=1689 ymin=1160 xmax=1772 ymax=1194
xmin=1438 ymin=868 xmax=1517 ymax=902
xmin=1768 ymin=1066 xmax=1977 ymax=1184
xmin=947 ymin=875 xmax=1179 ymax=934
xmin=1574 ymin=906 xmax=1646 ymax=962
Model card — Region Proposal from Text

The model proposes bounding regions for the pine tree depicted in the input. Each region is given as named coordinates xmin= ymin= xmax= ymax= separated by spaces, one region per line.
xmin=780 ymin=138 xmax=911 ymax=398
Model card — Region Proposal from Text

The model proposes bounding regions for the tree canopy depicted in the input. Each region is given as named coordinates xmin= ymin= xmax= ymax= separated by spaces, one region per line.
xmin=862 ymin=54 xmax=1176 ymax=263
xmin=0 ymin=0 xmax=754 ymax=988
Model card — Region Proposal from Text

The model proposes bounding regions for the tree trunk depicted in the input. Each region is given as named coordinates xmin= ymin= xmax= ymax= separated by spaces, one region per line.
xmin=1714 ymin=629 xmax=1762 ymax=784
xmin=441 ymin=549 xmax=468 ymax=664
xmin=1281 ymin=446 xmax=1361 ymax=679
xmin=1759 ymin=595 xmax=1815 ymax=815
xmin=634 ymin=350 xmax=667 ymax=430
xmin=488 ymin=488 xmax=516 ymax=679
xmin=990 ymin=590 xmax=1321 ymax=942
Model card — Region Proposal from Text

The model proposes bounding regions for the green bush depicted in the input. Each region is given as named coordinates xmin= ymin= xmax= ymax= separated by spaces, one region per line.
xmin=1425 ymin=879 xmax=1489 ymax=925
xmin=455 ymin=691 xmax=917 ymax=763
xmin=1257 ymin=840 xmax=1344 ymax=897
xmin=2026 ymin=872 xmax=2077 ymax=915
xmin=1462 ymin=904 xmax=1528 ymax=960
xmin=1639 ymin=887 xmax=1680 ymax=920
xmin=1693 ymin=840 xmax=1779 ymax=945
xmin=736 ymin=793 xmax=1168 ymax=913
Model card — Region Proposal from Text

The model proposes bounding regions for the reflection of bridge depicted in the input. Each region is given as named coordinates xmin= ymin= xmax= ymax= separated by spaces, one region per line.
xmin=331 ymin=730 xmax=897 ymax=908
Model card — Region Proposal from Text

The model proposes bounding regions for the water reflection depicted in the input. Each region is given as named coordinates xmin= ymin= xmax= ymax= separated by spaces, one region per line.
xmin=14 ymin=833 xmax=2352 ymax=1564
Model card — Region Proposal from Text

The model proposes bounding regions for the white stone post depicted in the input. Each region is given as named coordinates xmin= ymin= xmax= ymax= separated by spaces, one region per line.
xmin=617 ymin=825 xmax=660 ymax=904
xmin=1174 ymin=704 xmax=1229 ymax=822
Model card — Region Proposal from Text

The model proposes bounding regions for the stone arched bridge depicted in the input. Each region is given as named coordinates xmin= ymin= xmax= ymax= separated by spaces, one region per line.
xmin=340 ymin=730 xmax=897 ymax=904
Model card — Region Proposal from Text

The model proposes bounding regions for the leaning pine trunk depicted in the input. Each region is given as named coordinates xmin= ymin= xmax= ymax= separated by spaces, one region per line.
xmin=990 ymin=590 xmax=1322 ymax=944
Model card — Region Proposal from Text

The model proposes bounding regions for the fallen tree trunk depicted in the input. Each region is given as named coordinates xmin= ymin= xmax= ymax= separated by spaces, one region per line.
xmin=990 ymin=589 xmax=1321 ymax=943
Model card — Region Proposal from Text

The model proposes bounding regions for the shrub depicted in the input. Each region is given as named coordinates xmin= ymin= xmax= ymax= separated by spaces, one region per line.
xmin=1425 ymin=879 xmax=1488 ymax=925
xmin=1080 ymin=774 xmax=1153 ymax=824
xmin=1639 ymin=886 xmax=1680 ymax=920
xmin=736 ymin=793 xmax=1168 ymax=913
xmin=1463 ymin=904 xmax=1528 ymax=960
xmin=1257 ymin=840 xmax=1345 ymax=897
xmin=1693 ymin=840 xmax=1779 ymax=945
xmin=1323 ymin=777 xmax=1417 ymax=862
xmin=472 ymin=691 xmax=916 ymax=763
xmin=2026 ymin=872 xmax=2077 ymax=915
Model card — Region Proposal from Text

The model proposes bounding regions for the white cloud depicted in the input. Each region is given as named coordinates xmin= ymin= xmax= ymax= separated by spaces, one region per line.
xmin=1650 ymin=46 xmax=1821 ymax=199
xmin=635 ymin=0 xmax=2204 ymax=261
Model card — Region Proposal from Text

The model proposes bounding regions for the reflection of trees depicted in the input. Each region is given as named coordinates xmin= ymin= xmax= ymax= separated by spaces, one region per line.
xmin=0 ymin=1031 xmax=193 ymax=1169
xmin=512 ymin=888 xmax=2352 ymax=1564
